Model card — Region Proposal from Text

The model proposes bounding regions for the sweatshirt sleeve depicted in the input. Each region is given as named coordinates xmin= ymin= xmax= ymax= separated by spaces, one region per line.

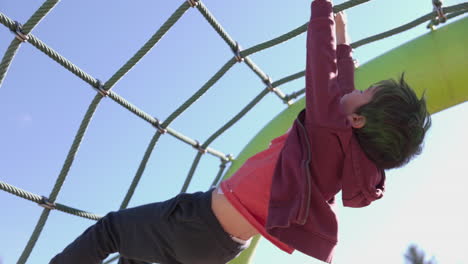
xmin=342 ymin=139 xmax=386 ymax=208
xmin=336 ymin=44 xmax=356 ymax=95
xmin=305 ymin=0 xmax=340 ymax=126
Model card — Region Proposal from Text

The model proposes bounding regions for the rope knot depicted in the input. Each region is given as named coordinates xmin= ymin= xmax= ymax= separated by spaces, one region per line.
xmin=13 ymin=21 xmax=29 ymax=42
xmin=94 ymin=79 xmax=109 ymax=97
xmin=153 ymin=118 xmax=167 ymax=134
xmin=264 ymin=76 xmax=276 ymax=93
xmin=39 ymin=196 xmax=56 ymax=210
xmin=193 ymin=140 xmax=207 ymax=154
xmin=187 ymin=0 xmax=199 ymax=8
xmin=432 ymin=0 xmax=447 ymax=23
xmin=232 ymin=42 xmax=244 ymax=62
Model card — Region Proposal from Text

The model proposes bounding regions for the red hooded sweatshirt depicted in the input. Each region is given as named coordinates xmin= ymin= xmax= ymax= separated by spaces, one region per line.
xmin=221 ymin=0 xmax=385 ymax=263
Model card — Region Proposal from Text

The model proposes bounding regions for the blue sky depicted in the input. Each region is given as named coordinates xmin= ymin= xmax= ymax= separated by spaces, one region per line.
xmin=0 ymin=0 xmax=466 ymax=264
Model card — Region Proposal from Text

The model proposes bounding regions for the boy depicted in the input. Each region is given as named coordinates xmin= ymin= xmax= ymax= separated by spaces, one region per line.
xmin=50 ymin=0 xmax=431 ymax=263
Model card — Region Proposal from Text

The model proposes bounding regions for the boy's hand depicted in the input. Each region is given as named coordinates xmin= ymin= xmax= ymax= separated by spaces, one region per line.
xmin=335 ymin=11 xmax=350 ymax=45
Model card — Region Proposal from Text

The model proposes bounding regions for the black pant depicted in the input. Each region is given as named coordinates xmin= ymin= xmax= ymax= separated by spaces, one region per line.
xmin=50 ymin=191 xmax=247 ymax=264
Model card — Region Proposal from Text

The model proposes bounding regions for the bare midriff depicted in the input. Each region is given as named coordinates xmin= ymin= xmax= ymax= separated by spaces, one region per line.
xmin=211 ymin=188 xmax=259 ymax=240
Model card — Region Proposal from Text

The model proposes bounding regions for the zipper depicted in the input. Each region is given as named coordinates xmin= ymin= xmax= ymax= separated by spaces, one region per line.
xmin=296 ymin=118 xmax=312 ymax=225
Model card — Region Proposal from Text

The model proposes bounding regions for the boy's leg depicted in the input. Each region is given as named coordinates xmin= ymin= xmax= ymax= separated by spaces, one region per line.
xmin=167 ymin=191 xmax=249 ymax=264
xmin=50 ymin=190 xmax=247 ymax=264
xmin=50 ymin=197 xmax=181 ymax=264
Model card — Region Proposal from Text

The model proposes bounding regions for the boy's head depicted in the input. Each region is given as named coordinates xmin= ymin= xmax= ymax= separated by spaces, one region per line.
xmin=340 ymin=74 xmax=432 ymax=169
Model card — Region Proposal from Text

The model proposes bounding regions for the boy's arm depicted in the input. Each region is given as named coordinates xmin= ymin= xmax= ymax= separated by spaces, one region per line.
xmin=305 ymin=0 xmax=338 ymax=125
xmin=336 ymin=45 xmax=355 ymax=94
xmin=335 ymin=11 xmax=355 ymax=95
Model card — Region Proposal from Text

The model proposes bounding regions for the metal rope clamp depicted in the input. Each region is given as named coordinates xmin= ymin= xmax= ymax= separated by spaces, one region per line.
xmin=39 ymin=196 xmax=56 ymax=210
xmin=432 ymin=0 xmax=446 ymax=23
xmin=353 ymin=59 xmax=360 ymax=68
xmin=224 ymin=154 xmax=234 ymax=162
xmin=232 ymin=42 xmax=244 ymax=62
xmin=94 ymin=79 xmax=109 ymax=97
xmin=264 ymin=76 xmax=277 ymax=93
xmin=187 ymin=0 xmax=199 ymax=8
xmin=193 ymin=140 xmax=207 ymax=154
xmin=153 ymin=118 xmax=167 ymax=134
xmin=13 ymin=21 xmax=29 ymax=42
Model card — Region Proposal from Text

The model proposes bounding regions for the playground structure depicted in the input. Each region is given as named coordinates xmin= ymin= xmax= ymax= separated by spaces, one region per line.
xmin=0 ymin=0 xmax=467 ymax=263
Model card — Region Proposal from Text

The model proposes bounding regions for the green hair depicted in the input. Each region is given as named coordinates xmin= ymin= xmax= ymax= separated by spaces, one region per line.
xmin=354 ymin=74 xmax=432 ymax=169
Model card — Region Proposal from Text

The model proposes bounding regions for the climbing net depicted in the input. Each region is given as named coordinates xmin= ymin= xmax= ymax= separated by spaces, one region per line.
xmin=0 ymin=0 xmax=466 ymax=263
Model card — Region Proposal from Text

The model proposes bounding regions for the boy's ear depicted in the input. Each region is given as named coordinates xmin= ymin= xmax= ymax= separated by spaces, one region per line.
xmin=348 ymin=113 xmax=366 ymax=128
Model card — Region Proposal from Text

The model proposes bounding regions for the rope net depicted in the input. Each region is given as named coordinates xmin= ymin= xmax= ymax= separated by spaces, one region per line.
xmin=0 ymin=0 xmax=467 ymax=263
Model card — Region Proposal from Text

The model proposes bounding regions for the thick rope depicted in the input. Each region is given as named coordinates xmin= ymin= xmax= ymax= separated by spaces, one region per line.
xmin=428 ymin=9 xmax=467 ymax=28
xmin=242 ymin=3 xmax=467 ymax=60
xmin=182 ymin=85 xmax=276 ymax=191
xmin=0 ymin=0 xmax=60 ymax=87
xmin=163 ymin=57 xmax=237 ymax=131
xmin=0 ymin=9 xmax=230 ymax=160
xmin=251 ymin=6 xmax=468 ymax=101
xmin=443 ymin=8 xmax=467 ymax=21
xmin=2 ymin=5 xmax=235 ymax=161
xmin=195 ymin=1 xmax=237 ymax=51
xmin=0 ymin=38 xmax=21 ymax=87
xmin=210 ymin=159 xmax=230 ymax=189
xmin=0 ymin=180 xmax=101 ymax=220
xmin=119 ymin=56 xmax=239 ymax=213
xmin=243 ymin=57 xmax=290 ymax=103
xmin=17 ymin=210 xmax=52 ymax=264
xmin=118 ymin=58 xmax=240 ymax=210
xmin=181 ymin=153 xmax=205 ymax=192
xmin=181 ymin=68 xmax=308 ymax=190
xmin=27 ymin=33 xmax=99 ymax=86
xmin=0 ymin=180 xmax=40 ymax=204
xmin=286 ymin=89 xmax=307 ymax=102
xmin=194 ymin=1 xmax=374 ymax=105
xmin=352 ymin=4 xmax=468 ymax=48
xmin=183 ymin=78 xmax=292 ymax=190
xmin=239 ymin=0 xmax=371 ymax=59
xmin=17 ymin=95 xmax=103 ymax=264
xmin=119 ymin=132 xmax=163 ymax=210
xmin=104 ymin=2 xmax=191 ymax=91
xmin=194 ymin=1 xmax=289 ymax=103
xmin=21 ymin=1 xmax=60 ymax=34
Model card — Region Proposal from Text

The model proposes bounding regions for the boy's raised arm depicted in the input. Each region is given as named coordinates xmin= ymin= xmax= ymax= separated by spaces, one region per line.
xmin=335 ymin=11 xmax=355 ymax=95
xmin=305 ymin=0 xmax=338 ymax=125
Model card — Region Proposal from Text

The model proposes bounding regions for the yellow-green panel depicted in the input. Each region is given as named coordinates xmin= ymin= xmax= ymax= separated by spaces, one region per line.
xmin=227 ymin=17 xmax=468 ymax=264
xmin=354 ymin=17 xmax=468 ymax=115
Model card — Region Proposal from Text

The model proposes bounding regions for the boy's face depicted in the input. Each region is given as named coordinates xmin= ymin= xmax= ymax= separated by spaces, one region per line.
xmin=339 ymin=86 xmax=379 ymax=116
